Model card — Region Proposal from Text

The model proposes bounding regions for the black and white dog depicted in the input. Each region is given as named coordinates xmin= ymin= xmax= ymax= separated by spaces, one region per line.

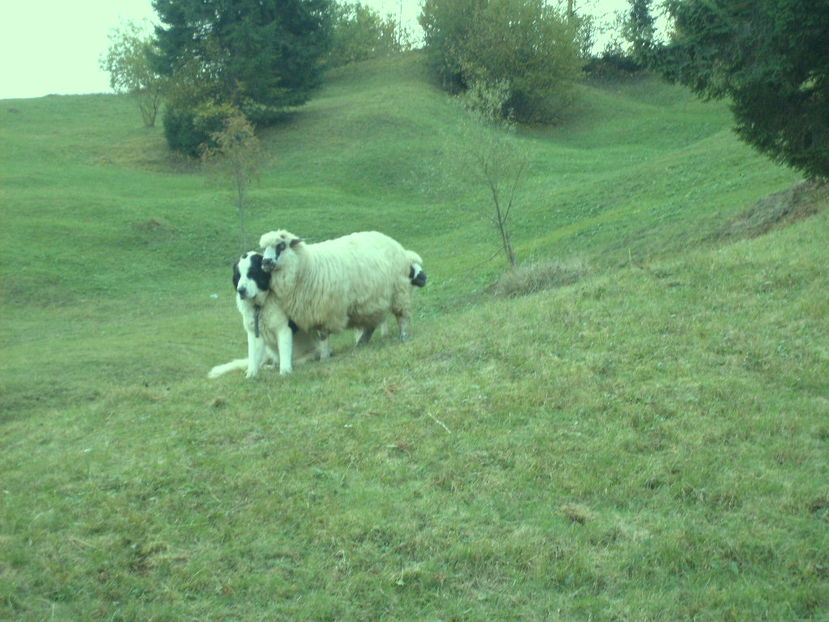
xmin=208 ymin=251 xmax=316 ymax=378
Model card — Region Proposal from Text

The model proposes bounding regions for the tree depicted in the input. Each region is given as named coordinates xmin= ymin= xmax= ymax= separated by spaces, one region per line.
xmin=201 ymin=109 xmax=265 ymax=252
xmin=152 ymin=0 xmax=334 ymax=153
xmin=420 ymin=0 xmax=485 ymax=92
xmin=458 ymin=80 xmax=529 ymax=267
xmin=328 ymin=2 xmax=412 ymax=67
xmin=656 ymin=0 xmax=829 ymax=180
xmin=623 ymin=0 xmax=655 ymax=63
xmin=419 ymin=0 xmax=583 ymax=123
xmin=100 ymin=21 xmax=165 ymax=127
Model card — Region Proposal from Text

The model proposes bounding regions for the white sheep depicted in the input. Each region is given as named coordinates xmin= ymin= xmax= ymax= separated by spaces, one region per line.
xmin=259 ymin=230 xmax=426 ymax=368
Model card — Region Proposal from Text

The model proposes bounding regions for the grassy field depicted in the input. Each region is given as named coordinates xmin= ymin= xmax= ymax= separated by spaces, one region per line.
xmin=1 ymin=52 xmax=827 ymax=620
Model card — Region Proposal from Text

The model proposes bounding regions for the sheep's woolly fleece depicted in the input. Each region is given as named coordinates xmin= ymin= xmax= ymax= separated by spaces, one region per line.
xmin=259 ymin=230 xmax=422 ymax=342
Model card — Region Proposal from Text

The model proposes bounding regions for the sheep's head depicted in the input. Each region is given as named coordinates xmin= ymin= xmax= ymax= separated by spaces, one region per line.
xmin=260 ymin=230 xmax=302 ymax=272
xmin=409 ymin=263 xmax=427 ymax=287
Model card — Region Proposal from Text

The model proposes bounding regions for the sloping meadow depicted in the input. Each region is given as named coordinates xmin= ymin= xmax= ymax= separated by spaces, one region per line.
xmin=2 ymin=53 xmax=825 ymax=619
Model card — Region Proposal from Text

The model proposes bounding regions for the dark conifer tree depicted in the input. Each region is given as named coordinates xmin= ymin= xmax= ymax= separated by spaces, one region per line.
xmin=656 ymin=0 xmax=829 ymax=180
xmin=152 ymin=0 xmax=333 ymax=154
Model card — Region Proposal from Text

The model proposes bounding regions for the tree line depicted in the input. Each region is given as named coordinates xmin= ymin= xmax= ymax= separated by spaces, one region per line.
xmin=103 ymin=0 xmax=828 ymax=181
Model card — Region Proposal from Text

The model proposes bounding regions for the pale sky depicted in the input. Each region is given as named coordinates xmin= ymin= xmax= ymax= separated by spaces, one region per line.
xmin=0 ymin=0 xmax=631 ymax=100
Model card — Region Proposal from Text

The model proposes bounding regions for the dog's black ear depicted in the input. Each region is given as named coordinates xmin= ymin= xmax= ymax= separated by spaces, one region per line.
xmin=232 ymin=262 xmax=241 ymax=289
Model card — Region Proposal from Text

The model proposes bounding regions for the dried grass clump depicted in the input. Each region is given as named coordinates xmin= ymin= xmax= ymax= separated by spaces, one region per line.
xmin=489 ymin=257 xmax=590 ymax=298
xmin=722 ymin=180 xmax=827 ymax=240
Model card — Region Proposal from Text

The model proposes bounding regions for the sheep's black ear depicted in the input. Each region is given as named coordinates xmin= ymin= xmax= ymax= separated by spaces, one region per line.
xmin=290 ymin=237 xmax=303 ymax=248
xmin=232 ymin=262 xmax=241 ymax=289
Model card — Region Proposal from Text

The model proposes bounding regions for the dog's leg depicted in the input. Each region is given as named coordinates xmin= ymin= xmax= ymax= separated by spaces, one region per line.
xmin=246 ymin=331 xmax=266 ymax=378
xmin=276 ymin=323 xmax=294 ymax=375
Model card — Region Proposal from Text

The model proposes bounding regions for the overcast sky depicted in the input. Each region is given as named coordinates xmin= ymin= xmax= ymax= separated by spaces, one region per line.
xmin=0 ymin=0 xmax=631 ymax=100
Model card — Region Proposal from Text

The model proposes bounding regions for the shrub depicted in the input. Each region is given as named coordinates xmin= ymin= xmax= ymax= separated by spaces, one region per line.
xmin=162 ymin=101 xmax=238 ymax=158
xmin=328 ymin=2 xmax=412 ymax=67
xmin=420 ymin=0 xmax=583 ymax=123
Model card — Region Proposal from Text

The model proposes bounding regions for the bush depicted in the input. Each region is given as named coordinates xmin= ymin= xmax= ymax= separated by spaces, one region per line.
xmin=162 ymin=102 xmax=238 ymax=158
xmin=328 ymin=2 xmax=411 ymax=67
xmin=420 ymin=0 xmax=583 ymax=123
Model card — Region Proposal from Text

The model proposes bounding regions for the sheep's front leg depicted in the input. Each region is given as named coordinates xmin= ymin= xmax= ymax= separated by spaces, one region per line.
xmin=276 ymin=323 xmax=294 ymax=375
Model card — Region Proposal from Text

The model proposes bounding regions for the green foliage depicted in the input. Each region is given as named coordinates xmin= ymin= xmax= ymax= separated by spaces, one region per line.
xmin=152 ymin=0 xmax=334 ymax=153
xmin=419 ymin=0 xmax=484 ymax=91
xmin=162 ymin=100 xmax=238 ymax=158
xmin=623 ymin=0 xmax=656 ymax=63
xmin=328 ymin=2 xmax=411 ymax=67
xmin=100 ymin=20 xmax=165 ymax=127
xmin=419 ymin=0 xmax=583 ymax=123
xmin=656 ymin=0 xmax=829 ymax=180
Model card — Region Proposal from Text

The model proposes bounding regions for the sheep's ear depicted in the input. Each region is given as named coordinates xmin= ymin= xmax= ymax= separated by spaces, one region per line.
xmin=290 ymin=237 xmax=303 ymax=248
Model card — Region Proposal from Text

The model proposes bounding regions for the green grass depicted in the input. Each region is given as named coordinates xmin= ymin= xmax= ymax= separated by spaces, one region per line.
xmin=2 ymin=52 xmax=826 ymax=620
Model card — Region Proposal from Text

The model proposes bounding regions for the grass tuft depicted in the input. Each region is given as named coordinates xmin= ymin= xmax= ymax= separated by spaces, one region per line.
xmin=721 ymin=179 xmax=827 ymax=240
xmin=488 ymin=257 xmax=590 ymax=297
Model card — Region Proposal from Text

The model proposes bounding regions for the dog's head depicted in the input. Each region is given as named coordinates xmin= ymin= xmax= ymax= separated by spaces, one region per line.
xmin=259 ymin=230 xmax=303 ymax=272
xmin=233 ymin=251 xmax=271 ymax=304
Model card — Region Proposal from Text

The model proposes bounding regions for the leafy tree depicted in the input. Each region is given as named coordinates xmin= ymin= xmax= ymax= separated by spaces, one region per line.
xmin=420 ymin=0 xmax=582 ymax=123
xmin=656 ymin=0 xmax=829 ymax=180
xmin=201 ymin=109 xmax=265 ymax=251
xmin=420 ymin=0 xmax=485 ymax=92
xmin=100 ymin=21 xmax=165 ymax=127
xmin=328 ymin=2 xmax=412 ymax=67
xmin=152 ymin=0 xmax=333 ymax=154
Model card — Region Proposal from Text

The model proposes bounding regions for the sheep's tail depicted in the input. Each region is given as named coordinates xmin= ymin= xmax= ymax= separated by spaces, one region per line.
xmin=207 ymin=358 xmax=249 ymax=378
xmin=406 ymin=250 xmax=427 ymax=287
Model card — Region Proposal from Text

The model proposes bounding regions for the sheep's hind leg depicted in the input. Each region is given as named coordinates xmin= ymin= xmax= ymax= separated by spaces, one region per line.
xmin=356 ymin=326 xmax=375 ymax=346
xmin=316 ymin=330 xmax=333 ymax=360
xmin=395 ymin=313 xmax=411 ymax=342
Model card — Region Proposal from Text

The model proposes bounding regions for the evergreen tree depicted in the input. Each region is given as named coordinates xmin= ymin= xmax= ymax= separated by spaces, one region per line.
xmin=656 ymin=0 xmax=829 ymax=180
xmin=152 ymin=0 xmax=333 ymax=153
xmin=624 ymin=0 xmax=655 ymax=64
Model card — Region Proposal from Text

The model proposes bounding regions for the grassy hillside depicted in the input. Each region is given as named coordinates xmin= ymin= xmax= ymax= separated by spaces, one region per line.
xmin=2 ymin=53 xmax=826 ymax=620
